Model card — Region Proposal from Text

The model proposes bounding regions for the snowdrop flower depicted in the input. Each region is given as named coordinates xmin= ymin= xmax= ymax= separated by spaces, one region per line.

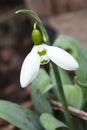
xmin=20 ymin=25 xmax=79 ymax=88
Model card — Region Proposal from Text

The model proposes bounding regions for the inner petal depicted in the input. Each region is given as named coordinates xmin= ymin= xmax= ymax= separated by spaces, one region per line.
xmin=40 ymin=55 xmax=50 ymax=65
xmin=37 ymin=46 xmax=50 ymax=65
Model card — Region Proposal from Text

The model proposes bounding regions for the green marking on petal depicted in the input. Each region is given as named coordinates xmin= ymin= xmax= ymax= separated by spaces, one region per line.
xmin=38 ymin=49 xmax=47 ymax=56
xmin=40 ymin=60 xmax=48 ymax=65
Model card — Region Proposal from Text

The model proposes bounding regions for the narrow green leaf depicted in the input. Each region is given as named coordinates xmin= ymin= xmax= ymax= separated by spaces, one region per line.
xmin=50 ymin=64 xmax=72 ymax=85
xmin=63 ymin=84 xmax=83 ymax=109
xmin=50 ymin=64 xmax=72 ymax=100
xmin=0 ymin=100 xmax=44 ymax=130
xmin=36 ymin=68 xmax=53 ymax=94
xmin=31 ymin=68 xmax=53 ymax=114
xmin=40 ymin=84 xmax=53 ymax=95
xmin=16 ymin=9 xmax=49 ymax=43
xmin=40 ymin=113 xmax=67 ymax=130
xmin=59 ymin=68 xmax=72 ymax=84
xmin=33 ymin=68 xmax=51 ymax=90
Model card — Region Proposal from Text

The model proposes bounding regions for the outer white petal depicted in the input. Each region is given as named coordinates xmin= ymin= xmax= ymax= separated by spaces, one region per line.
xmin=20 ymin=46 xmax=40 ymax=88
xmin=44 ymin=45 xmax=79 ymax=70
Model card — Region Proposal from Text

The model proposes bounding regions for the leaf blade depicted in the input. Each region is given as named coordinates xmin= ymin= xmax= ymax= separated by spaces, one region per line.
xmin=0 ymin=100 xmax=44 ymax=130
xmin=40 ymin=113 xmax=67 ymax=130
xmin=31 ymin=68 xmax=53 ymax=114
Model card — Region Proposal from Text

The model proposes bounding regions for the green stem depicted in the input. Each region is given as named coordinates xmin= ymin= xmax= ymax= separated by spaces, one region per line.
xmin=52 ymin=62 xmax=76 ymax=130
xmin=34 ymin=22 xmax=37 ymax=30
xmin=16 ymin=9 xmax=49 ymax=43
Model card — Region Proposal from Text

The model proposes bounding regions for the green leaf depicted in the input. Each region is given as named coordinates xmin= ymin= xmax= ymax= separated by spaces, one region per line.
xmin=50 ymin=64 xmax=72 ymax=86
xmin=40 ymin=113 xmax=67 ymax=130
xmin=16 ymin=9 xmax=49 ymax=43
xmin=54 ymin=35 xmax=87 ymax=83
xmin=53 ymin=35 xmax=87 ymax=102
xmin=37 ymin=68 xmax=53 ymax=94
xmin=40 ymin=84 xmax=53 ymax=95
xmin=63 ymin=84 xmax=83 ymax=109
xmin=50 ymin=64 xmax=72 ymax=100
xmin=59 ymin=68 xmax=73 ymax=84
xmin=54 ymin=35 xmax=79 ymax=61
xmin=0 ymin=100 xmax=44 ymax=130
xmin=31 ymin=68 xmax=53 ymax=114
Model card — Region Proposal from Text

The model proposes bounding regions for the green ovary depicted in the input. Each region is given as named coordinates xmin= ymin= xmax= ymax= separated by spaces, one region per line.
xmin=32 ymin=29 xmax=43 ymax=45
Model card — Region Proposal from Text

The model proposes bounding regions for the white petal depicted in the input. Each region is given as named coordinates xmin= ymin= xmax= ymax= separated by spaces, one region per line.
xmin=20 ymin=47 xmax=40 ymax=88
xmin=45 ymin=45 xmax=79 ymax=70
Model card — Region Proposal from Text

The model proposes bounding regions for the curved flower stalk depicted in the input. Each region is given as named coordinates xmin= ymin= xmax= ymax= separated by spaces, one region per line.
xmin=20 ymin=24 xmax=79 ymax=88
